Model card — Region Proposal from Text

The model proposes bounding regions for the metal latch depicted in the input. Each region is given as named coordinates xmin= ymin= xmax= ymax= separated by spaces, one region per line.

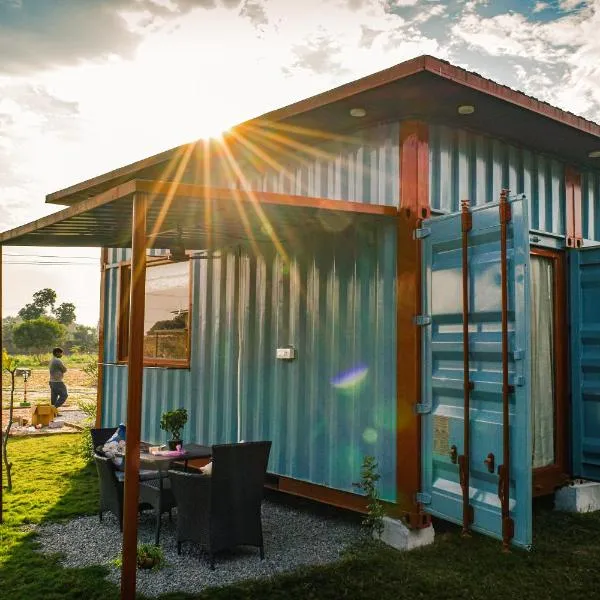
xmin=414 ymin=227 xmax=431 ymax=240
xmin=416 ymin=492 xmax=432 ymax=505
xmin=414 ymin=315 xmax=432 ymax=326
xmin=415 ymin=402 xmax=432 ymax=415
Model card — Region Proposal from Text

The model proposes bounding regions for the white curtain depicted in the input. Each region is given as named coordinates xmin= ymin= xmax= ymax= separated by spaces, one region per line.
xmin=530 ymin=255 xmax=555 ymax=468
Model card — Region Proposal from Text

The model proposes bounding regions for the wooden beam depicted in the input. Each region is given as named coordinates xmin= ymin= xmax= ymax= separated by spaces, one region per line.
xmin=136 ymin=180 xmax=399 ymax=216
xmin=120 ymin=194 xmax=147 ymax=600
xmin=396 ymin=121 xmax=431 ymax=529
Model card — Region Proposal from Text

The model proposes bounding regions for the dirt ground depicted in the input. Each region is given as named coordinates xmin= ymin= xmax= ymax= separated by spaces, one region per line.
xmin=2 ymin=368 xmax=96 ymax=437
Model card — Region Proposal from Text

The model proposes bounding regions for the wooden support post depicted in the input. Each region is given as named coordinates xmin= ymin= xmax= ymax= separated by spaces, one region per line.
xmin=396 ymin=121 xmax=431 ymax=528
xmin=95 ymin=248 xmax=108 ymax=428
xmin=0 ymin=243 xmax=3 ymax=524
xmin=120 ymin=194 xmax=147 ymax=600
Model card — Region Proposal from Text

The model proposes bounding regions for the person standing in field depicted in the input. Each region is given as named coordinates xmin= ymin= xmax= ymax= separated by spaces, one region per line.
xmin=49 ymin=347 xmax=68 ymax=412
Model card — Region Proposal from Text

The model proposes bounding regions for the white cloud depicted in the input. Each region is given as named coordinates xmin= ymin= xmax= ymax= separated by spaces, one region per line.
xmin=533 ymin=1 xmax=549 ymax=12
xmin=451 ymin=1 xmax=600 ymax=121
xmin=559 ymin=0 xmax=584 ymax=10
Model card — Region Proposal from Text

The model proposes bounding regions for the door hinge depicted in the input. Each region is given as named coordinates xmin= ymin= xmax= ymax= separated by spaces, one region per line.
xmin=414 ymin=227 xmax=431 ymax=240
xmin=416 ymin=492 xmax=432 ymax=505
xmin=415 ymin=402 xmax=432 ymax=415
xmin=414 ymin=315 xmax=432 ymax=326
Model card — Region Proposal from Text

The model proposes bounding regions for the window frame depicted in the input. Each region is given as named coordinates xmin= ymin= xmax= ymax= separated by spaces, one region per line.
xmin=117 ymin=256 xmax=192 ymax=369
xmin=530 ymin=247 xmax=569 ymax=496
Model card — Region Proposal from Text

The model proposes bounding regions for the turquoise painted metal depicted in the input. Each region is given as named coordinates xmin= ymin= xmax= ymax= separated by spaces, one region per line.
xmin=429 ymin=125 xmax=565 ymax=237
xmin=420 ymin=197 xmax=532 ymax=548
xmin=570 ymin=246 xmax=600 ymax=480
xmin=244 ymin=123 xmax=399 ymax=206
xmin=102 ymin=225 xmax=398 ymax=501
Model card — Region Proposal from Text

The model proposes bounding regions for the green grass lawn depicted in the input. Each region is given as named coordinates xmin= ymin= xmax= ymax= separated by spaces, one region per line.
xmin=2 ymin=434 xmax=600 ymax=600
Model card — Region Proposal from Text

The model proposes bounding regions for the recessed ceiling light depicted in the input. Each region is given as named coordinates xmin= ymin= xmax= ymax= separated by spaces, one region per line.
xmin=350 ymin=108 xmax=367 ymax=118
xmin=588 ymin=150 xmax=600 ymax=158
xmin=457 ymin=105 xmax=475 ymax=115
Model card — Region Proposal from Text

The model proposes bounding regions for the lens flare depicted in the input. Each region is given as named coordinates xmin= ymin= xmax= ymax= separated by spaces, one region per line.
xmin=362 ymin=427 xmax=378 ymax=444
xmin=331 ymin=365 xmax=369 ymax=390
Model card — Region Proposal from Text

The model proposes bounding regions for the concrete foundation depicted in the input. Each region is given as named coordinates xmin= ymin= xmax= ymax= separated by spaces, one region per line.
xmin=554 ymin=480 xmax=600 ymax=513
xmin=375 ymin=516 xmax=435 ymax=551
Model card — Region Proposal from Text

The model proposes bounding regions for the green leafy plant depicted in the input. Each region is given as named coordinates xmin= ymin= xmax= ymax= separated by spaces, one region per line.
xmin=353 ymin=455 xmax=386 ymax=539
xmin=82 ymin=358 xmax=98 ymax=387
xmin=160 ymin=408 xmax=188 ymax=442
xmin=111 ymin=544 xmax=165 ymax=571
xmin=77 ymin=399 xmax=97 ymax=463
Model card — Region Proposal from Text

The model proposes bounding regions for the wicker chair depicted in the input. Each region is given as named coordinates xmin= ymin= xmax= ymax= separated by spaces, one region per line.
xmin=93 ymin=454 xmax=130 ymax=531
xmin=90 ymin=427 xmax=115 ymax=450
xmin=169 ymin=440 xmax=272 ymax=569
xmin=139 ymin=477 xmax=177 ymax=546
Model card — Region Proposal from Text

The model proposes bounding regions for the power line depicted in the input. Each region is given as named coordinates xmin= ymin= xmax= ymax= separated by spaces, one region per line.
xmin=2 ymin=253 xmax=99 ymax=259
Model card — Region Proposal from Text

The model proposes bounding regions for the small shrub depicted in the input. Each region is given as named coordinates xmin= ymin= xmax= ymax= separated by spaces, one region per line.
xmin=77 ymin=399 xmax=97 ymax=463
xmin=82 ymin=359 xmax=98 ymax=387
xmin=353 ymin=455 xmax=386 ymax=539
xmin=111 ymin=544 xmax=166 ymax=571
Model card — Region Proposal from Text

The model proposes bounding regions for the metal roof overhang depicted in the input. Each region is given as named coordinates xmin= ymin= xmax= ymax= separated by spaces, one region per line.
xmin=46 ymin=55 xmax=600 ymax=207
xmin=0 ymin=179 xmax=398 ymax=248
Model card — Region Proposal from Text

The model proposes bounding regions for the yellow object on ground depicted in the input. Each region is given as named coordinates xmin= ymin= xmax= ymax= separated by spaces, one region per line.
xmin=30 ymin=404 xmax=57 ymax=427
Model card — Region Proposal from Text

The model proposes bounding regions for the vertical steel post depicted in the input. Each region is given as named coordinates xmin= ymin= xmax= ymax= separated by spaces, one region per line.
xmin=498 ymin=189 xmax=514 ymax=551
xmin=459 ymin=200 xmax=473 ymax=534
xmin=120 ymin=194 xmax=147 ymax=599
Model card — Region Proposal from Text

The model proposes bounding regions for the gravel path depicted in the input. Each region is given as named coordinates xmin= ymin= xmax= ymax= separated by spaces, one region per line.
xmin=34 ymin=499 xmax=363 ymax=597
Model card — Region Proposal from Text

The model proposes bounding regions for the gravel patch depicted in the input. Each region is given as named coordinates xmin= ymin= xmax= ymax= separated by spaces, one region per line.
xmin=34 ymin=499 xmax=363 ymax=597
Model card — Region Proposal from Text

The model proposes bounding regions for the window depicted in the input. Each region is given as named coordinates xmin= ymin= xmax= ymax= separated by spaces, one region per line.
xmin=118 ymin=259 xmax=191 ymax=367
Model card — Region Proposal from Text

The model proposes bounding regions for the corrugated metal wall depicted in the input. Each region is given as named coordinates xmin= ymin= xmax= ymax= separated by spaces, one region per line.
xmin=429 ymin=125 xmax=566 ymax=236
xmin=174 ymin=123 xmax=400 ymax=207
xmin=582 ymin=171 xmax=600 ymax=242
xmin=102 ymin=224 xmax=398 ymax=501
xmin=243 ymin=123 xmax=400 ymax=206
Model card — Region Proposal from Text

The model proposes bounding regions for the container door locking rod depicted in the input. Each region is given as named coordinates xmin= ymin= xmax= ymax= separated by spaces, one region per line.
xmin=498 ymin=189 xmax=515 ymax=551
xmin=459 ymin=199 xmax=474 ymax=535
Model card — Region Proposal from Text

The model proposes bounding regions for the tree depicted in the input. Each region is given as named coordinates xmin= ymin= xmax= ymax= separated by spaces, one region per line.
xmin=2 ymin=349 xmax=19 ymax=493
xmin=54 ymin=302 xmax=76 ymax=326
xmin=18 ymin=302 xmax=44 ymax=321
xmin=71 ymin=324 xmax=98 ymax=353
xmin=32 ymin=288 xmax=57 ymax=312
xmin=13 ymin=317 xmax=66 ymax=355
xmin=1 ymin=316 xmax=19 ymax=354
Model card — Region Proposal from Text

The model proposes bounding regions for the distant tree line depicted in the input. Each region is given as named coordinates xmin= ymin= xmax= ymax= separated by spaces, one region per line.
xmin=2 ymin=287 xmax=98 ymax=355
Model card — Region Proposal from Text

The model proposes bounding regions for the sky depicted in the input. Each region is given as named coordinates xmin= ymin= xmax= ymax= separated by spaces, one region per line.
xmin=0 ymin=0 xmax=599 ymax=326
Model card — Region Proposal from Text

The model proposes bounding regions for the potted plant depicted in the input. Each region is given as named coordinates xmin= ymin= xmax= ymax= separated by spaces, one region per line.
xmin=160 ymin=407 xmax=188 ymax=450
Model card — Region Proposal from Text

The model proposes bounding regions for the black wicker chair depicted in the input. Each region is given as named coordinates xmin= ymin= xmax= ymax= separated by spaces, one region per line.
xmin=139 ymin=477 xmax=177 ymax=546
xmin=90 ymin=427 xmax=115 ymax=451
xmin=94 ymin=454 xmax=129 ymax=531
xmin=169 ymin=440 xmax=272 ymax=569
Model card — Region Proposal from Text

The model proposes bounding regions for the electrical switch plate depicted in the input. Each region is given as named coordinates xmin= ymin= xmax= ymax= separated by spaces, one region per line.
xmin=276 ymin=347 xmax=295 ymax=360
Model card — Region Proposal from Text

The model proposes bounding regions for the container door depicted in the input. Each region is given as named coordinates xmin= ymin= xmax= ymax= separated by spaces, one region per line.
xmin=421 ymin=198 xmax=532 ymax=548
xmin=570 ymin=246 xmax=600 ymax=480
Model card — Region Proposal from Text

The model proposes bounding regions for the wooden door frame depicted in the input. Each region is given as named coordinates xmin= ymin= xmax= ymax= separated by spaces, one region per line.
xmin=530 ymin=247 xmax=570 ymax=496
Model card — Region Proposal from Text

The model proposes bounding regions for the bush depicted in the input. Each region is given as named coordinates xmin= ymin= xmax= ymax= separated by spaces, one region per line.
xmin=77 ymin=399 xmax=97 ymax=464
xmin=82 ymin=359 xmax=98 ymax=387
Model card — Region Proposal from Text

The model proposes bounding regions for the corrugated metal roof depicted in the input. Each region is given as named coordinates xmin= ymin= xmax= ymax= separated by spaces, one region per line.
xmin=0 ymin=180 xmax=397 ymax=248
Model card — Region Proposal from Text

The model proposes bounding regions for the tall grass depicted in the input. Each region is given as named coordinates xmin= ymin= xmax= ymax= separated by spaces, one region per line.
xmin=8 ymin=352 xmax=97 ymax=367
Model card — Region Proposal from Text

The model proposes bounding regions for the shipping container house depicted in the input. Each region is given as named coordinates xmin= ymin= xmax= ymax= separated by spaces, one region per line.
xmin=2 ymin=55 xmax=600 ymax=551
